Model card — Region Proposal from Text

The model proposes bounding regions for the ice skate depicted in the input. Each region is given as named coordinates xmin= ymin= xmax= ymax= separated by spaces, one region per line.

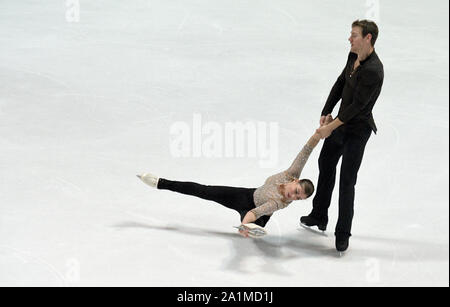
xmin=234 ymin=223 xmax=267 ymax=238
xmin=335 ymin=235 xmax=350 ymax=255
xmin=137 ymin=173 xmax=160 ymax=188
xmin=299 ymin=223 xmax=328 ymax=237
xmin=299 ymin=215 xmax=327 ymax=233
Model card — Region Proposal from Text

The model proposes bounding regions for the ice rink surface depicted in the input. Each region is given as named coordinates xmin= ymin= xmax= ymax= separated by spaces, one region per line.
xmin=0 ymin=0 xmax=448 ymax=286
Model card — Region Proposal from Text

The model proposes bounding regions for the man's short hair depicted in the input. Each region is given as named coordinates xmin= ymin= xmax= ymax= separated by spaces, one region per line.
xmin=352 ymin=19 xmax=379 ymax=47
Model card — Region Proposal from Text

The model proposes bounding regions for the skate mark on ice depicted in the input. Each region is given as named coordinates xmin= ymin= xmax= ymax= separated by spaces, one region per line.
xmin=0 ymin=245 xmax=68 ymax=286
xmin=177 ymin=12 xmax=192 ymax=34
xmin=271 ymin=6 xmax=300 ymax=27
xmin=0 ymin=65 xmax=71 ymax=90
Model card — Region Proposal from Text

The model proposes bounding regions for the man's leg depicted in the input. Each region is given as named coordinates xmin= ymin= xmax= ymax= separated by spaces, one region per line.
xmin=335 ymin=129 xmax=372 ymax=237
xmin=311 ymin=130 xmax=345 ymax=222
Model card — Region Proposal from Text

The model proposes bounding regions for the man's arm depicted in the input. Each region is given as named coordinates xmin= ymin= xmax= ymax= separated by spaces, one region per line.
xmin=322 ymin=67 xmax=346 ymax=116
xmin=321 ymin=53 xmax=355 ymax=116
xmin=317 ymin=68 xmax=382 ymax=139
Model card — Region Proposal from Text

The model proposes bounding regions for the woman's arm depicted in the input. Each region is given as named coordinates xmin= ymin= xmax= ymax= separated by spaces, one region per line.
xmin=286 ymin=116 xmax=333 ymax=177
xmin=238 ymin=211 xmax=257 ymax=237
xmin=242 ymin=211 xmax=257 ymax=224
xmin=306 ymin=132 xmax=322 ymax=149
xmin=286 ymin=133 xmax=320 ymax=178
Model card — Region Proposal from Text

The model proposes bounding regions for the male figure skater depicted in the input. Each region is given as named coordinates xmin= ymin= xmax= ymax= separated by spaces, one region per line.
xmin=301 ymin=20 xmax=384 ymax=252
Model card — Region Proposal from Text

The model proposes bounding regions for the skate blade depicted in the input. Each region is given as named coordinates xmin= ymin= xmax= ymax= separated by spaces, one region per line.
xmin=299 ymin=223 xmax=328 ymax=237
xmin=234 ymin=226 xmax=267 ymax=238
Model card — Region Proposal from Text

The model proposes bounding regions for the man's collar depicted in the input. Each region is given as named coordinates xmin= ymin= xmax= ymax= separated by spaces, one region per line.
xmin=360 ymin=49 xmax=375 ymax=65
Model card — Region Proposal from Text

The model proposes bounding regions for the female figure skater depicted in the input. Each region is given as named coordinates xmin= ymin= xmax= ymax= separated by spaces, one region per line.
xmin=137 ymin=116 xmax=332 ymax=237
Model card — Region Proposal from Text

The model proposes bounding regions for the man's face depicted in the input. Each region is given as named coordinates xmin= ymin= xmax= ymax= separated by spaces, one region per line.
xmin=348 ymin=26 xmax=369 ymax=53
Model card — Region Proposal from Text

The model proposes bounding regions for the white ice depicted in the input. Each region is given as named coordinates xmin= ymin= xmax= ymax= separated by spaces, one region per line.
xmin=0 ymin=0 xmax=448 ymax=287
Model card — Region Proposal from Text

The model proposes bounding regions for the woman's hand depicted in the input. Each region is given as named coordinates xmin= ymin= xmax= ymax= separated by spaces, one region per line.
xmin=316 ymin=116 xmax=344 ymax=139
xmin=238 ymin=227 xmax=250 ymax=238
xmin=316 ymin=125 xmax=333 ymax=139
xmin=238 ymin=211 xmax=257 ymax=237
xmin=316 ymin=114 xmax=334 ymax=139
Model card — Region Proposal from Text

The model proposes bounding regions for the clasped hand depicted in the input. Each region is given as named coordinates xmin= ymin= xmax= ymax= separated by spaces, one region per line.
xmin=316 ymin=114 xmax=334 ymax=139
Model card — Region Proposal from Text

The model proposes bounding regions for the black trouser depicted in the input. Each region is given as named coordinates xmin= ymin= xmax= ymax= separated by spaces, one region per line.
xmin=157 ymin=179 xmax=271 ymax=227
xmin=311 ymin=125 xmax=372 ymax=237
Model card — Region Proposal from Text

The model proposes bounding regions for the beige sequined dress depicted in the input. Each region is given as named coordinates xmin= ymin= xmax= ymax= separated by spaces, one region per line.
xmin=251 ymin=142 xmax=315 ymax=219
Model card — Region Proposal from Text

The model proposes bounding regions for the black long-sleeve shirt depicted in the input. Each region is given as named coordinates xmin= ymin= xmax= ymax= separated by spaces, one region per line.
xmin=322 ymin=51 xmax=384 ymax=134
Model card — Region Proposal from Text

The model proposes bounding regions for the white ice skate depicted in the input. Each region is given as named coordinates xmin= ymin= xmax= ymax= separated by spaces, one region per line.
xmin=234 ymin=223 xmax=267 ymax=238
xmin=137 ymin=173 xmax=160 ymax=188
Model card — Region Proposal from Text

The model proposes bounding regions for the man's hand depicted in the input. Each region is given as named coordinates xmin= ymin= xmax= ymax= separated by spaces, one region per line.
xmin=324 ymin=114 xmax=334 ymax=125
xmin=317 ymin=116 xmax=344 ymax=139
xmin=317 ymin=114 xmax=334 ymax=139
xmin=316 ymin=125 xmax=333 ymax=139
xmin=320 ymin=114 xmax=334 ymax=126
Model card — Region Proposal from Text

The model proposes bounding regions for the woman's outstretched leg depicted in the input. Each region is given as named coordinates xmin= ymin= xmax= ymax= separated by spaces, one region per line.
xmin=156 ymin=178 xmax=255 ymax=212
xmin=137 ymin=173 xmax=270 ymax=226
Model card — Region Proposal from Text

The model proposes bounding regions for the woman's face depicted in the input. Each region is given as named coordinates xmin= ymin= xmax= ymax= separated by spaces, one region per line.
xmin=285 ymin=181 xmax=308 ymax=201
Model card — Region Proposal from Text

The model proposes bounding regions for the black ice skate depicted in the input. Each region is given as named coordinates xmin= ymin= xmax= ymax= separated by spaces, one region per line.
xmin=300 ymin=215 xmax=328 ymax=232
xmin=335 ymin=234 xmax=350 ymax=256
